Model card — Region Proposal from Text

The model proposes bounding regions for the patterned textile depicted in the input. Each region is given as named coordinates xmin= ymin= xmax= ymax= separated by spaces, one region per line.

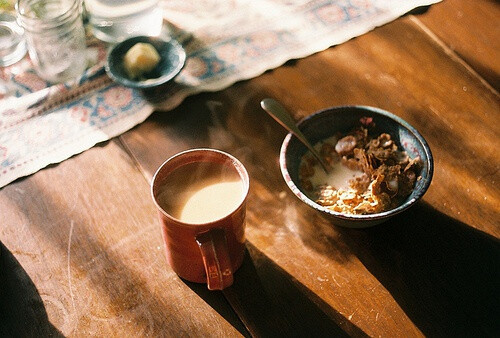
xmin=0 ymin=0 xmax=440 ymax=187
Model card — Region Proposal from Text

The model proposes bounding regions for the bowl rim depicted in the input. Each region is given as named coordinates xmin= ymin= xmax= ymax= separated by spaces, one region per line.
xmin=279 ymin=105 xmax=434 ymax=221
xmin=105 ymin=35 xmax=187 ymax=89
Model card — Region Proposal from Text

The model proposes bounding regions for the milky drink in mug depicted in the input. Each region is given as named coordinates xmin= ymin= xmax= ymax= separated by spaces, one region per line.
xmin=157 ymin=162 xmax=245 ymax=224
xmin=151 ymin=149 xmax=249 ymax=290
xmin=85 ymin=0 xmax=163 ymax=43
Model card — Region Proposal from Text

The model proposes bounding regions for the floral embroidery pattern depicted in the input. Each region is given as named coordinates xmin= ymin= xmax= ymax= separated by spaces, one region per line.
xmin=104 ymin=86 xmax=133 ymax=108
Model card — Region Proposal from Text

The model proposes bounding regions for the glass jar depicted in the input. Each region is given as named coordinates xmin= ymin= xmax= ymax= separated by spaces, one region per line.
xmin=0 ymin=12 xmax=27 ymax=67
xmin=84 ymin=0 xmax=163 ymax=43
xmin=16 ymin=0 xmax=87 ymax=83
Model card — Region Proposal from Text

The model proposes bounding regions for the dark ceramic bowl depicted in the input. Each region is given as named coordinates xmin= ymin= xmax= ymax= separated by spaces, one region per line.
xmin=280 ymin=105 xmax=433 ymax=228
xmin=105 ymin=36 xmax=186 ymax=89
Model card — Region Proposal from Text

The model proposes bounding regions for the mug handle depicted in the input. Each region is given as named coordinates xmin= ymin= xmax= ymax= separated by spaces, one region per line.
xmin=195 ymin=228 xmax=234 ymax=290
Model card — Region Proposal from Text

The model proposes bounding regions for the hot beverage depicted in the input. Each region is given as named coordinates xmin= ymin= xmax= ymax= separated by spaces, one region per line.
xmin=151 ymin=149 xmax=249 ymax=290
xmin=156 ymin=162 xmax=245 ymax=224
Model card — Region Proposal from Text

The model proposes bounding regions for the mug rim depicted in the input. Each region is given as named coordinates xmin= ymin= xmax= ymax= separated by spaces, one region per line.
xmin=151 ymin=148 xmax=250 ymax=228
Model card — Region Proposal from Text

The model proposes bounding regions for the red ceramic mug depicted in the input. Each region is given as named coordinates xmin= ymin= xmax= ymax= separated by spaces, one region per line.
xmin=151 ymin=148 xmax=249 ymax=290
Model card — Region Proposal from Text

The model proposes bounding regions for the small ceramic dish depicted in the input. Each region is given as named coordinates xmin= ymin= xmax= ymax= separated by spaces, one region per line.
xmin=280 ymin=105 xmax=433 ymax=228
xmin=105 ymin=35 xmax=186 ymax=89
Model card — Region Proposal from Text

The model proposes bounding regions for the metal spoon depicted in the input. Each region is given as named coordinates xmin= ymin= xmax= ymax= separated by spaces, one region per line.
xmin=260 ymin=98 xmax=330 ymax=173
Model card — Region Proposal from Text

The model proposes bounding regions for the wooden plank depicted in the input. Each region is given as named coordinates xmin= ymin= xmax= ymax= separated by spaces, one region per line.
xmin=121 ymin=14 xmax=500 ymax=337
xmin=0 ymin=140 xmax=246 ymax=337
xmin=222 ymin=243 xmax=361 ymax=337
xmin=416 ymin=0 xmax=500 ymax=90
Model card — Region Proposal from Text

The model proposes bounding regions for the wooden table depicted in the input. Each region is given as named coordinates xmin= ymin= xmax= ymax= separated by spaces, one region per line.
xmin=1 ymin=0 xmax=499 ymax=336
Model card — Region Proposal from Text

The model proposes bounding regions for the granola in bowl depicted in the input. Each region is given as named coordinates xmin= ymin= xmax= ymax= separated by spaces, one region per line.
xmin=299 ymin=123 xmax=422 ymax=215
xmin=280 ymin=105 xmax=433 ymax=228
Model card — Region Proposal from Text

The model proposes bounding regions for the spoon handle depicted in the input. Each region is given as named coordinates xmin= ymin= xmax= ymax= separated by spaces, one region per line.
xmin=260 ymin=98 xmax=329 ymax=173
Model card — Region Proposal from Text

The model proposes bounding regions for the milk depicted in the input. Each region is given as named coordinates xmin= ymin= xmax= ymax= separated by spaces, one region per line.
xmin=301 ymin=135 xmax=365 ymax=193
xmin=85 ymin=0 xmax=163 ymax=43
xmin=309 ymin=161 xmax=364 ymax=190
xmin=157 ymin=162 xmax=245 ymax=224
xmin=177 ymin=180 xmax=244 ymax=223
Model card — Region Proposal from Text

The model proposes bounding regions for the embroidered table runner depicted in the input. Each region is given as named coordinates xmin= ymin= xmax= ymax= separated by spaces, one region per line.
xmin=0 ymin=0 xmax=440 ymax=188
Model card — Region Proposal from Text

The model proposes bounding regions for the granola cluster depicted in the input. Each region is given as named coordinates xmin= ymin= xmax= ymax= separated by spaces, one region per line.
xmin=299 ymin=123 xmax=422 ymax=215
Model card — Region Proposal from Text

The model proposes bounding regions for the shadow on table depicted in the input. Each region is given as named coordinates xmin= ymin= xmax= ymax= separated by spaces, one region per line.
xmin=0 ymin=241 xmax=64 ymax=337
xmin=342 ymin=202 xmax=500 ymax=336
xmin=180 ymin=280 xmax=250 ymax=337
xmin=183 ymin=242 xmax=367 ymax=338
xmin=406 ymin=5 xmax=433 ymax=16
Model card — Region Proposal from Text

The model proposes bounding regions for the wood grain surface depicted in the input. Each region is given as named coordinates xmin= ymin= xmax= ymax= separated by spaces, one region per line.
xmin=418 ymin=0 xmax=500 ymax=91
xmin=1 ymin=0 xmax=499 ymax=337
xmin=1 ymin=142 xmax=246 ymax=336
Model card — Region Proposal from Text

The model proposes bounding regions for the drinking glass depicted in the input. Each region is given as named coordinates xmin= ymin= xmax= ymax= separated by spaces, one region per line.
xmin=16 ymin=0 xmax=87 ymax=83
xmin=84 ymin=0 xmax=163 ymax=43
xmin=0 ymin=12 xmax=27 ymax=67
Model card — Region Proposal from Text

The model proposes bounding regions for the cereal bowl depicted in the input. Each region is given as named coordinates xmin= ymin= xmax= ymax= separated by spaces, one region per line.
xmin=280 ymin=105 xmax=433 ymax=228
